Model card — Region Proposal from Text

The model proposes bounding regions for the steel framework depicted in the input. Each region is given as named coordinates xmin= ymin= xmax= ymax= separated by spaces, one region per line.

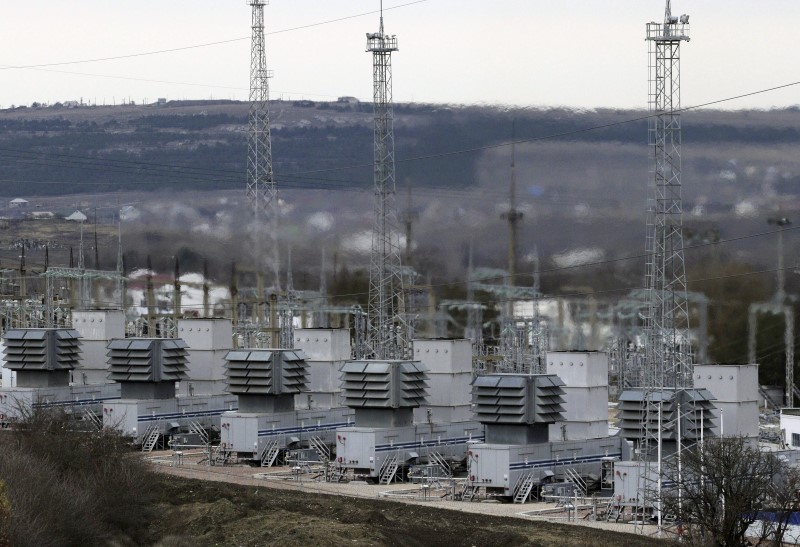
xmin=366 ymin=5 xmax=406 ymax=360
xmin=643 ymin=1 xmax=692 ymax=390
xmin=636 ymin=2 xmax=693 ymax=536
xmin=247 ymin=0 xmax=280 ymax=296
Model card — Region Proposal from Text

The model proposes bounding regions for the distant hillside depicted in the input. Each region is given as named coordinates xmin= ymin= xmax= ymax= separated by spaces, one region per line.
xmin=1 ymin=100 xmax=799 ymax=209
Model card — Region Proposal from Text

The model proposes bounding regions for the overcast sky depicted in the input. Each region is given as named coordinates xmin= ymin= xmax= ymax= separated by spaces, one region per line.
xmin=0 ymin=1 xmax=797 ymax=110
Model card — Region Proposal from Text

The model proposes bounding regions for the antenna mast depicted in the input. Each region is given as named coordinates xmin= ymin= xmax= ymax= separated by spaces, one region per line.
xmin=366 ymin=1 xmax=405 ymax=359
xmin=247 ymin=0 xmax=280 ymax=302
xmin=643 ymin=1 xmax=691 ymax=389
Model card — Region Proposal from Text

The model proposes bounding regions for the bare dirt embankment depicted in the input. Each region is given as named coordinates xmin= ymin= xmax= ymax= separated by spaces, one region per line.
xmin=150 ymin=467 xmax=658 ymax=547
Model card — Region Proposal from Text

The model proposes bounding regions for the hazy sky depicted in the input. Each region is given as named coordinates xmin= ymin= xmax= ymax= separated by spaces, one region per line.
xmin=0 ymin=1 xmax=798 ymax=110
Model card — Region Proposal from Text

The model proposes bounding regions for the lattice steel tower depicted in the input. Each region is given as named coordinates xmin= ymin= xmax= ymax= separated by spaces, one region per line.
xmin=366 ymin=3 xmax=405 ymax=360
xmin=643 ymin=1 xmax=691 ymax=390
xmin=247 ymin=0 xmax=280 ymax=294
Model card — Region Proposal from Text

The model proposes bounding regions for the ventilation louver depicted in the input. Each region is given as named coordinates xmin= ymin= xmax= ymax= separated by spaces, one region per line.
xmin=340 ymin=361 xmax=428 ymax=409
xmin=617 ymin=388 xmax=716 ymax=441
xmin=107 ymin=338 xmax=188 ymax=383
xmin=224 ymin=349 xmax=309 ymax=395
xmin=472 ymin=374 xmax=565 ymax=425
xmin=3 ymin=328 xmax=82 ymax=371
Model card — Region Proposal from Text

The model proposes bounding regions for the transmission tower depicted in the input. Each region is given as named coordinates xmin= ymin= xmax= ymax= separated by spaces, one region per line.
xmin=643 ymin=1 xmax=692 ymax=390
xmin=634 ymin=2 xmax=693 ymax=535
xmin=366 ymin=2 xmax=405 ymax=360
xmin=246 ymin=0 xmax=280 ymax=301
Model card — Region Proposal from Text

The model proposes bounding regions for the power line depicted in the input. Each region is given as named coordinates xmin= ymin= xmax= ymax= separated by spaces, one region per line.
xmin=0 ymin=1 xmax=429 ymax=71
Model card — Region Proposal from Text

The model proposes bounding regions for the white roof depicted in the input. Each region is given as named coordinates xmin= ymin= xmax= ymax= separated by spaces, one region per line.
xmin=66 ymin=211 xmax=88 ymax=221
xmin=10 ymin=198 xmax=28 ymax=203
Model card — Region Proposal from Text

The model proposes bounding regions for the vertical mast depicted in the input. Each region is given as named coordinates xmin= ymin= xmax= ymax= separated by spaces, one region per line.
xmin=644 ymin=2 xmax=691 ymax=389
xmin=366 ymin=1 xmax=404 ymax=359
xmin=247 ymin=0 xmax=280 ymax=304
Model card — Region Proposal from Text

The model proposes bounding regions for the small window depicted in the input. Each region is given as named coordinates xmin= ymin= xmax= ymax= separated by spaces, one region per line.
xmin=792 ymin=433 xmax=800 ymax=447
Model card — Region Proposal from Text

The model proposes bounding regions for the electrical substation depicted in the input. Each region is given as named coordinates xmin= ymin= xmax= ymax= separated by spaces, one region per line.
xmin=1 ymin=0 xmax=799 ymax=540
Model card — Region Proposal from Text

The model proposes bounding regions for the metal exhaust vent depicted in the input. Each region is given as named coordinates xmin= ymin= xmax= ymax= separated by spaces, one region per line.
xmin=617 ymin=388 xmax=716 ymax=441
xmin=224 ymin=349 xmax=309 ymax=395
xmin=107 ymin=338 xmax=188 ymax=383
xmin=340 ymin=361 xmax=428 ymax=409
xmin=472 ymin=374 xmax=565 ymax=425
xmin=3 ymin=328 xmax=82 ymax=371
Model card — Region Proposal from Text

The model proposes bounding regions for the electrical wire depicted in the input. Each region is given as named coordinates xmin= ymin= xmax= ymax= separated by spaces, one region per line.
xmin=0 ymin=1 xmax=429 ymax=71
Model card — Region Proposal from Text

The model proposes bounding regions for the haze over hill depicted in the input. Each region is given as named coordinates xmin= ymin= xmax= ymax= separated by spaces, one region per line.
xmin=0 ymin=100 xmax=797 ymax=273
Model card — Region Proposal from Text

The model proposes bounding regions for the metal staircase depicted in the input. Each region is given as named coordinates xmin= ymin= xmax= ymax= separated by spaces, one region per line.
xmin=513 ymin=468 xmax=538 ymax=504
xmin=141 ymin=423 xmax=161 ymax=453
xmin=188 ymin=420 xmax=209 ymax=445
xmin=82 ymin=408 xmax=103 ymax=431
xmin=563 ymin=467 xmax=587 ymax=497
xmin=309 ymin=436 xmax=330 ymax=462
xmin=427 ymin=450 xmax=452 ymax=478
xmin=211 ymin=444 xmax=231 ymax=466
xmin=461 ymin=482 xmax=480 ymax=502
xmin=260 ymin=439 xmax=281 ymax=468
xmin=379 ymin=453 xmax=400 ymax=485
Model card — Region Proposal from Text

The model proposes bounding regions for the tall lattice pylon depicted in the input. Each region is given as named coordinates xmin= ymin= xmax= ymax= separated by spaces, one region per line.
xmin=635 ymin=1 xmax=692 ymax=535
xmin=247 ymin=0 xmax=280 ymax=299
xmin=366 ymin=4 xmax=405 ymax=360
xmin=643 ymin=0 xmax=692 ymax=390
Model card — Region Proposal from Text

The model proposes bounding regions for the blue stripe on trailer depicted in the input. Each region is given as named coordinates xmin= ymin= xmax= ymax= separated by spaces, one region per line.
xmin=33 ymin=396 xmax=120 ymax=408
xmin=137 ymin=407 xmax=237 ymax=422
xmin=258 ymin=422 xmax=351 ymax=437
xmin=375 ymin=435 xmax=486 ymax=452
xmin=508 ymin=452 xmax=623 ymax=470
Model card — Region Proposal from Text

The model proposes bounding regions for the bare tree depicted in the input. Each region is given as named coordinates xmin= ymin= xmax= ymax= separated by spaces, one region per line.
xmin=663 ymin=435 xmax=800 ymax=546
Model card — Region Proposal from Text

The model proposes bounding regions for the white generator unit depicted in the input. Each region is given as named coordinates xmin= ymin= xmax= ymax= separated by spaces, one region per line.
xmin=693 ymin=364 xmax=759 ymax=440
xmin=468 ymin=436 xmax=629 ymax=498
xmin=335 ymin=421 xmax=484 ymax=481
xmin=103 ymin=393 xmax=237 ymax=438
xmin=71 ymin=310 xmax=125 ymax=385
xmin=220 ymin=407 xmax=354 ymax=462
xmin=0 ymin=328 xmax=120 ymax=425
xmin=176 ymin=318 xmax=232 ymax=396
xmin=546 ymin=351 xmax=609 ymax=440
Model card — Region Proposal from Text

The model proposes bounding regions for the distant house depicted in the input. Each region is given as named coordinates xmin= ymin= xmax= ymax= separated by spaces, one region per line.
xmin=157 ymin=98 xmax=167 ymax=106
xmin=337 ymin=96 xmax=360 ymax=104
xmin=65 ymin=211 xmax=88 ymax=222
xmin=9 ymin=198 xmax=28 ymax=208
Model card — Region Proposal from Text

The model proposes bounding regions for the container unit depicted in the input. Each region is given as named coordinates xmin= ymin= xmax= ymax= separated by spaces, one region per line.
xmin=780 ymin=409 xmax=800 ymax=449
xmin=71 ymin=310 xmax=125 ymax=385
xmin=0 ymin=328 xmax=119 ymax=424
xmin=546 ymin=351 xmax=609 ymax=441
xmin=103 ymin=393 xmax=237 ymax=438
xmin=693 ymin=364 xmax=759 ymax=440
xmin=176 ymin=319 xmax=232 ymax=396
xmin=411 ymin=339 xmax=473 ymax=423
xmin=220 ymin=406 xmax=354 ymax=457
xmin=221 ymin=347 xmax=352 ymax=462
xmin=0 ymin=383 xmax=120 ymax=425
xmin=335 ymin=421 xmax=485 ymax=480
xmin=468 ymin=436 xmax=630 ymax=498
xmin=292 ymin=328 xmax=352 ymax=409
